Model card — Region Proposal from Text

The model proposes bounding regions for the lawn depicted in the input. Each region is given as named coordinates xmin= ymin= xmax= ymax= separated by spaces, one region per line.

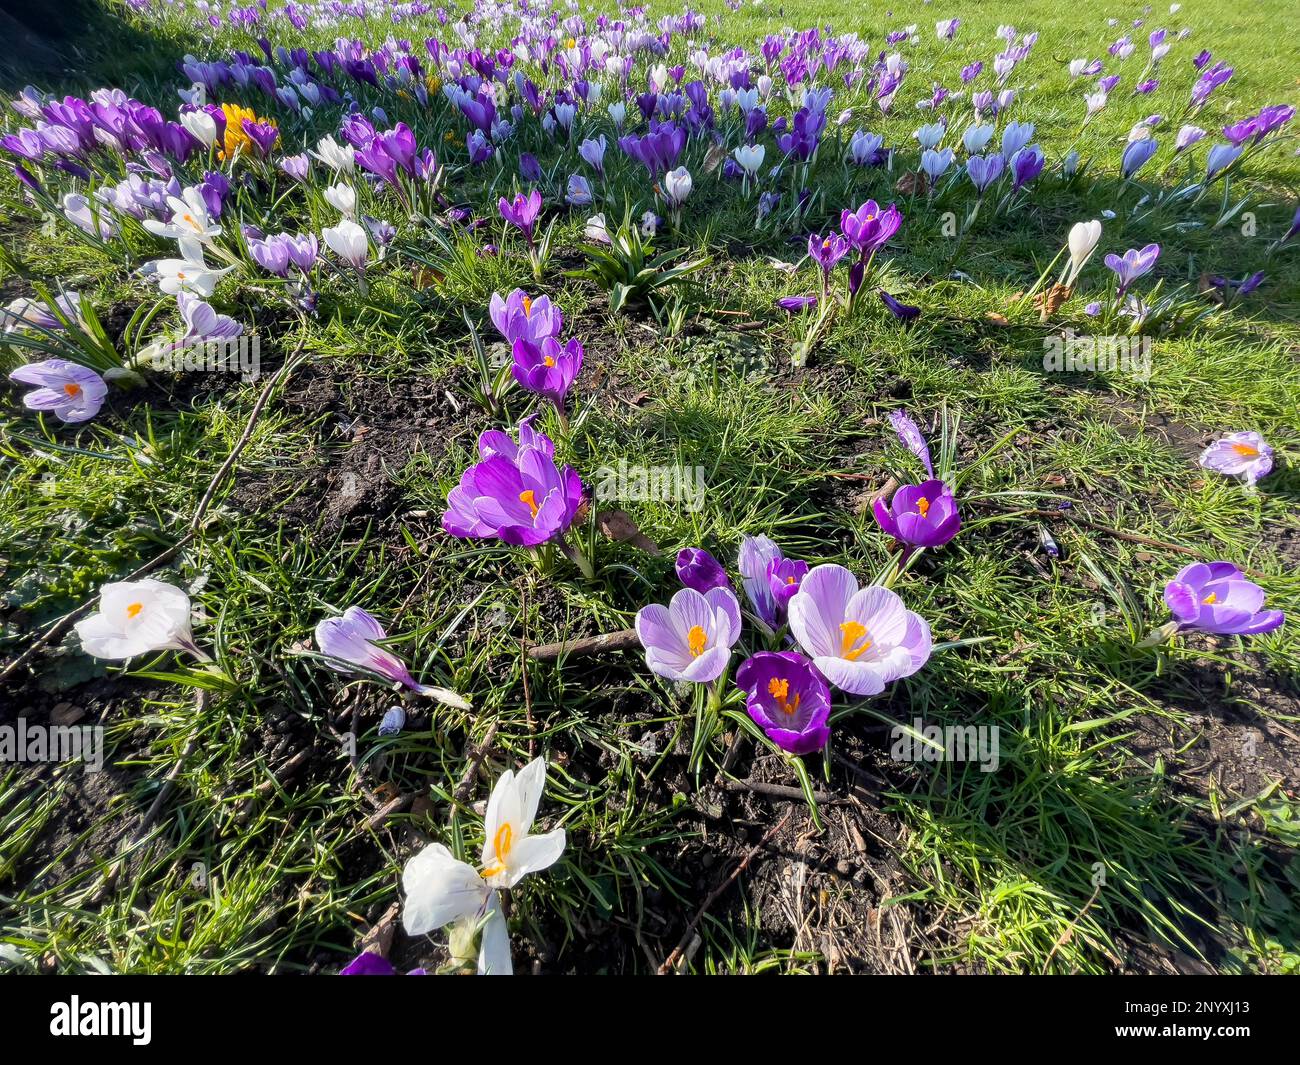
xmin=0 ymin=0 xmax=1297 ymax=976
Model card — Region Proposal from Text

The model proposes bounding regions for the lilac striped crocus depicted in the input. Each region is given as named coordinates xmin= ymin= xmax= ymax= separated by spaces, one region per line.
xmin=314 ymin=606 xmax=469 ymax=706
xmin=1104 ymin=243 xmax=1160 ymax=297
xmin=1198 ymin=432 xmax=1274 ymax=486
xmin=787 ymin=565 xmax=932 ymax=696
xmin=8 ymin=359 xmax=107 ymax=423
xmin=442 ymin=418 xmax=584 ymax=547
xmin=735 ymin=651 xmax=831 ymax=755
xmin=739 ymin=535 xmax=783 ymax=627
xmin=1164 ymin=563 xmax=1284 ymax=636
xmin=635 ymin=585 xmax=742 ymax=683
xmin=966 ymin=153 xmax=1004 ymax=194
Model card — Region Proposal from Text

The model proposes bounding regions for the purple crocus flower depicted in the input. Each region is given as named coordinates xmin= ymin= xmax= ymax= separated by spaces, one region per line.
xmin=767 ymin=557 xmax=808 ymax=613
xmin=1198 ymin=431 xmax=1274 ymax=486
xmin=787 ymin=564 xmax=932 ymax=696
xmin=888 ymin=410 xmax=934 ymax=476
xmin=1121 ymin=137 xmax=1158 ymax=178
xmin=635 ymin=585 xmax=742 ymax=683
xmin=617 ymin=122 xmax=685 ymax=178
xmin=8 ymin=359 xmax=107 ymax=423
xmin=1104 ymin=243 xmax=1160 ymax=296
xmin=777 ymin=295 xmax=818 ymax=312
xmin=489 ymin=290 xmax=562 ymax=345
xmin=873 ymin=479 xmax=961 ymax=549
xmin=808 ymin=232 xmax=849 ymax=280
xmin=1205 ymin=142 xmax=1242 ymax=180
xmin=966 ymin=153 xmax=1004 ymax=193
xmin=839 ymin=199 xmax=901 ymax=260
xmin=1010 ymin=146 xmax=1045 ymax=190
xmin=735 ymin=651 xmax=831 ymax=755
xmin=519 ymin=152 xmax=543 ymax=183
xmin=498 ymin=189 xmax=543 ymax=244
xmin=511 ymin=336 xmax=583 ymax=406
xmin=676 ymin=547 xmax=730 ymax=593
xmin=1164 ymin=563 xmax=1284 ymax=636
xmin=315 ymin=606 xmax=465 ymax=702
xmin=442 ymin=419 xmax=584 ymax=547
xmin=340 ymin=951 xmax=425 ymax=976
xmin=880 ymin=290 xmax=921 ymax=321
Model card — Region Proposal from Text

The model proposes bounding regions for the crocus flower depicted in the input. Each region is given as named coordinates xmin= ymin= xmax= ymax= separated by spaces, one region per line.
xmin=873 ymin=479 xmax=961 ymax=549
xmin=499 ymin=189 xmax=543 ymax=243
xmin=787 ymin=565 xmax=932 ymax=696
xmin=839 ymin=199 xmax=901 ymax=259
xmin=62 ymin=193 xmax=117 ymax=239
xmin=1065 ymin=220 xmax=1103 ymax=286
xmin=1205 ymin=142 xmax=1242 ymax=181
xmin=153 ymin=250 xmax=232 ymax=298
xmin=880 ymin=290 xmax=921 ymax=320
xmin=735 ymin=651 xmax=832 ymax=755
xmin=324 ymin=183 xmax=356 ymax=217
xmin=315 ymin=606 xmax=469 ymax=706
xmin=920 ymin=147 xmax=955 ymax=181
xmin=1164 ymin=563 xmax=1284 ymax=636
xmin=676 ymin=547 xmax=729 ymax=593
xmin=661 ymin=166 xmax=693 ymax=208
xmin=767 ymin=557 xmax=809 ymax=612
xmin=777 ymin=295 xmax=818 ymax=312
xmin=311 ymin=135 xmax=355 ymax=173
xmin=340 ymin=952 xmax=425 ymax=976
xmin=322 ymin=219 xmax=368 ymax=271
xmin=808 ymin=232 xmax=849 ymax=279
xmin=489 ymin=290 xmax=562 ymax=346
xmin=403 ymin=758 xmax=565 ymax=976
xmin=1121 ymin=136 xmax=1158 ymax=178
xmin=739 ymin=534 xmax=784 ymax=627
xmin=1198 ymin=431 xmax=1274 ymax=486
xmin=74 ymin=579 xmax=200 ymax=659
xmin=888 ymin=410 xmax=934 ymax=476
xmin=966 ymin=153 xmax=1004 ymax=193
xmin=8 ymin=359 xmax=106 ymax=423
xmin=1010 ymin=146 xmax=1045 ymax=190
xmin=1104 ymin=243 xmax=1160 ymax=296
xmin=511 ymin=336 xmax=583 ymax=406
xmin=734 ymin=144 xmax=765 ymax=175
xmin=442 ymin=419 xmax=584 ymax=547
xmin=635 ymin=585 xmax=742 ymax=683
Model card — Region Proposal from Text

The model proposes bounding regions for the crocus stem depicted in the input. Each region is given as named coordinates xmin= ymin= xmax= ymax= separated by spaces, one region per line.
xmin=557 ymin=534 xmax=594 ymax=579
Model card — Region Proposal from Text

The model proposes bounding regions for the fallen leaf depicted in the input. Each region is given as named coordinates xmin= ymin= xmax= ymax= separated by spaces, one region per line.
xmin=598 ymin=509 xmax=662 ymax=554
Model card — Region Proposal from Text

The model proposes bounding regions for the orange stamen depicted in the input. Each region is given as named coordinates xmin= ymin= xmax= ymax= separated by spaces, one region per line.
xmin=519 ymin=489 xmax=539 ymax=517
xmin=839 ymin=620 xmax=873 ymax=661
xmin=687 ymin=625 xmax=707 ymax=657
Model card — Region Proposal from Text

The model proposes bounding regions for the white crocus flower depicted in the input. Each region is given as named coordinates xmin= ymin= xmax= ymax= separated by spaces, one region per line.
xmin=74 ymin=579 xmax=201 ymax=660
xmin=180 ymin=109 xmax=217 ymax=148
xmin=324 ymin=183 xmax=357 ymax=217
xmin=662 ymin=166 xmax=693 ymax=208
xmin=733 ymin=143 xmax=765 ymax=175
xmin=322 ymin=219 xmax=369 ymax=270
xmin=584 ymin=212 xmax=610 ymax=244
xmin=311 ymin=135 xmax=355 ymax=174
xmin=607 ymin=101 xmax=626 ymax=128
xmin=479 ymin=758 xmax=566 ymax=889
xmin=1065 ymin=219 xmax=1103 ymax=286
xmin=143 ymin=187 xmax=222 ymax=249
xmin=154 ymin=250 xmax=232 ymax=297
xmin=402 ymin=758 xmax=565 ymax=975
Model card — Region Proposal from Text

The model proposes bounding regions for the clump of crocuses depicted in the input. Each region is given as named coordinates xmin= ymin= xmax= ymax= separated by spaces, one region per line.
xmin=872 ymin=411 xmax=961 ymax=553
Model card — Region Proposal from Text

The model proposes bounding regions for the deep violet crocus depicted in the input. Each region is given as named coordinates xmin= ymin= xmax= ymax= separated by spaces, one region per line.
xmin=635 ymin=585 xmax=742 ymax=683
xmin=676 ymin=547 xmax=730 ymax=593
xmin=787 ymin=564 xmax=932 ymax=696
xmin=442 ymin=418 xmax=584 ymax=547
xmin=1163 ymin=562 xmax=1284 ymax=636
xmin=511 ymin=336 xmax=583 ymax=408
xmin=1198 ymin=431 xmax=1274 ymax=486
xmin=735 ymin=651 xmax=831 ymax=755
xmin=839 ymin=199 xmax=901 ymax=260
xmin=880 ymin=290 xmax=921 ymax=320
xmin=314 ymin=606 xmax=469 ymax=706
xmin=873 ymin=479 xmax=962 ymax=549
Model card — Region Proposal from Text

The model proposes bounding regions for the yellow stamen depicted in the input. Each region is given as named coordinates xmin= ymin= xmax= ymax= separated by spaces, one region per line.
xmin=519 ymin=489 xmax=539 ymax=517
xmin=181 ymin=212 xmax=198 ymax=230
xmin=767 ymin=677 xmax=801 ymax=716
xmin=63 ymin=382 xmax=82 ymax=397
xmin=543 ymin=354 xmax=556 ymax=367
xmin=1230 ymin=443 xmax=1259 ymax=457
xmin=687 ymin=624 xmax=708 ymax=657
xmin=916 ymin=496 xmax=930 ymax=518
xmin=839 ymin=620 xmax=873 ymax=661
xmin=126 ymin=602 xmax=143 ymax=619
xmin=1202 ymin=592 xmax=1218 ymax=605
xmin=523 ymin=296 xmax=532 ymax=316
xmin=785 ymin=576 xmax=796 ymax=584
xmin=481 ymin=822 xmax=513 ymax=879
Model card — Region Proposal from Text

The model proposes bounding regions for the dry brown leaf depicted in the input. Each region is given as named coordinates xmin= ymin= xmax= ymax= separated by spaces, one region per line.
xmin=1033 ymin=282 xmax=1072 ymax=320
xmin=985 ymin=312 xmax=1011 ymax=326
xmin=895 ymin=170 xmax=926 ymax=195
xmin=597 ymin=509 xmax=662 ymax=554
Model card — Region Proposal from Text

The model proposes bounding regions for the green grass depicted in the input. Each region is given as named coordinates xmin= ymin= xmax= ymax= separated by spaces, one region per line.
xmin=0 ymin=0 xmax=1298 ymax=975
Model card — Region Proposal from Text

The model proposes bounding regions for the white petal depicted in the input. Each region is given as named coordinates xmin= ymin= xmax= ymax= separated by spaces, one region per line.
xmin=401 ymin=843 xmax=487 ymax=936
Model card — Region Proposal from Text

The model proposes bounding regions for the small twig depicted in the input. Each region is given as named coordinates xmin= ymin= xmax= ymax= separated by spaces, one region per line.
xmin=658 ymin=811 xmax=792 ymax=975
xmin=1042 ymin=883 xmax=1102 ymax=974
xmin=453 ymin=718 xmax=501 ymax=805
xmin=722 ymin=777 xmax=840 ymax=804
xmin=526 ymin=628 xmax=639 ymax=660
